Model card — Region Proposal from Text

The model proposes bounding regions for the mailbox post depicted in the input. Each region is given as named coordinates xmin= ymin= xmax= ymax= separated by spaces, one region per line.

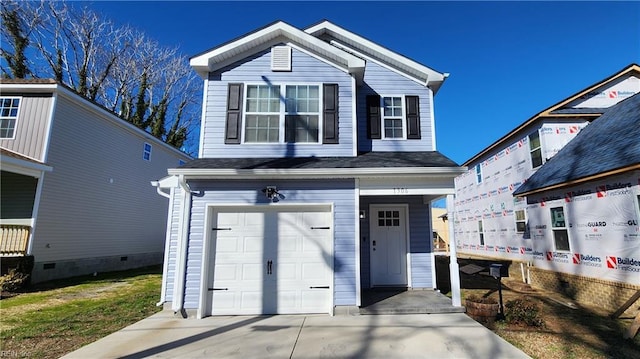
xmin=490 ymin=263 xmax=505 ymax=320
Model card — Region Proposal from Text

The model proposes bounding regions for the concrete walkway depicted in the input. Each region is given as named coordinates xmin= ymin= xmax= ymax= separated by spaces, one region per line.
xmin=62 ymin=311 xmax=530 ymax=359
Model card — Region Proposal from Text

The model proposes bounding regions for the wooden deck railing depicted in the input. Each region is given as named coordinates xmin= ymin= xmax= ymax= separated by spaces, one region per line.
xmin=1 ymin=225 xmax=31 ymax=256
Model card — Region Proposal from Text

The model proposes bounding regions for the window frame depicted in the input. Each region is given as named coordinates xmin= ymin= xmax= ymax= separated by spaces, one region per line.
xmin=528 ymin=130 xmax=543 ymax=169
xmin=241 ymin=82 xmax=323 ymax=144
xmin=549 ymin=206 xmax=571 ymax=252
xmin=142 ymin=142 xmax=152 ymax=161
xmin=478 ymin=220 xmax=485 ymax=246
xmin=0 ymin=96 xmax=22 ymax=139
xmin=380 ymin=95 xmax=407 ymax=140
xmin=514 ymin=209 xmax=527 ymax=233
xmin=475 ymin=164 xmax=482 ymax=184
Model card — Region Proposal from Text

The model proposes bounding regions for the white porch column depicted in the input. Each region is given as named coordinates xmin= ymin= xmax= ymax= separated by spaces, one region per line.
xmin=446 ymin=194 xmax=461 ymax=307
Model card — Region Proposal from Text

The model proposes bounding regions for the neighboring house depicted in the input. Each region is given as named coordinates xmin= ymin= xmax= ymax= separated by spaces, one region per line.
xmin=431 ymin=207 xmax=449 ymax=252
xmin=513 ymin=93 xmax=640 ymax=312
xmin=449 ymin=64 xmax=640 ymax=311
xmin=154 ymin=20 xmax=465 ymax=318
xmin=0 ymin=79 xmax=191 ymax=283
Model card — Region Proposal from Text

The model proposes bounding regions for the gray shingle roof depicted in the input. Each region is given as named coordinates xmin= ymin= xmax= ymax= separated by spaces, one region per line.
xmin=549 ymin=108 xmax=608 ymax=115
xmin=180 ymin=151 xmax=459 ymax=169
xmin=514 ymin=93 xmax=640 ymax=195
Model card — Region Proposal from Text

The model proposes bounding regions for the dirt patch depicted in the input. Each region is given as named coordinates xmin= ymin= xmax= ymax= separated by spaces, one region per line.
xmin=436 ymin=255 xmax=640 ymax=359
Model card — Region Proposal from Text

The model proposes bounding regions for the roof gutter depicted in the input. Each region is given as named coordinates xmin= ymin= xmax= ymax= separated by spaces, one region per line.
xmin=168 ymin=166 xmax=467 ymax=180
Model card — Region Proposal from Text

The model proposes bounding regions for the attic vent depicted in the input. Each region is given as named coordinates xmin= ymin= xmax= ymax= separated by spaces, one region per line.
xmin=271 ymin=45 xmax=292 ymax=71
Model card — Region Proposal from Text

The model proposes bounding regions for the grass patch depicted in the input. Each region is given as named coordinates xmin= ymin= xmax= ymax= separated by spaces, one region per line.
xmin=0 ymin=266 xmax=162 ymax=358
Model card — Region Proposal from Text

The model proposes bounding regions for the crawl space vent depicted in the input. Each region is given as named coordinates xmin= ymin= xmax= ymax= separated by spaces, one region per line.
xmin=271 ymin=45 xmax=292 ymax=71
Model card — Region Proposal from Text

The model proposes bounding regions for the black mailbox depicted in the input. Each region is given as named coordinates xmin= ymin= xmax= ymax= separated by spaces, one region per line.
xmin=490 ymin=263 xmax=507 ymax=278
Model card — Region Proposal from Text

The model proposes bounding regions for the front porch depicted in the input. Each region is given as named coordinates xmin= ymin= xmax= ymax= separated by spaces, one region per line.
xmin=359 ymin=288 xmax=465 ymax=314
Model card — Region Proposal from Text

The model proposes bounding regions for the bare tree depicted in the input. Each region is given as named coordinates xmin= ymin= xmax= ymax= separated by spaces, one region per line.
xmin=1 ymin=0 xmax=200 ymax=153
xmin=0 ymin=0 xmax=46 ymax=78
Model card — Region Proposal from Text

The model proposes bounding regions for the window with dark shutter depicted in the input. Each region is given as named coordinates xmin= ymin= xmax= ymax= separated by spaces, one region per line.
xmin=405 ymin=96 xmax=421 ymax=139
xmin=366 ymin=95 xmax=381 ymax=139
xmin=323 ymin=84 xmax=339 ymax=144
xmin=225 ymin=83 xmax=244 ymax=144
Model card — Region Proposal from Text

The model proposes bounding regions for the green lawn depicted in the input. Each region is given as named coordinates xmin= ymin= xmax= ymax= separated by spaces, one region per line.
xmin=0 ymin=266 xmax=163 ymax=359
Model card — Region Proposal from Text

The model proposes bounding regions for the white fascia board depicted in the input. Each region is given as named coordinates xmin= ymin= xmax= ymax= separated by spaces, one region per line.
xmin=305 ymin=21 xmax=445 ymax=88
xmin=190 ymin=21 xmax=365 ymax=78
xmin=1 ymin=155 xmax=53 ymax=177
xmin=167 ymin=166 xmax=467 ymax=180
xmin=0 ymin=82 xmax=192 ymax=160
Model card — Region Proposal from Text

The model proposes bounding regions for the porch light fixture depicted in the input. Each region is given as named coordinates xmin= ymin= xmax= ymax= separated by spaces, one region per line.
xmin=262 ymin=186 xmax=283 ymax=202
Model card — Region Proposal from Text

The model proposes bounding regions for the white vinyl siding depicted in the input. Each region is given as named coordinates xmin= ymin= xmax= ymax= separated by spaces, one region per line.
xmin=33 ymin=94 xmax=190 ymax=266
xmin=358 ymin=61 xmax=434 ymax=152
xmin=201 ymin=47 xmax=354 ymax=158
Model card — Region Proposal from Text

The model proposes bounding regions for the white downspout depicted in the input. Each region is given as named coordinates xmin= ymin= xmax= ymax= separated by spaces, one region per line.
xmin=172 ymin=175 xmax=192 ymax=316
xmin=154 ymin=183 xmax=176 ymax=307
xmin=446 ymin=194 xmax=462 ymax=307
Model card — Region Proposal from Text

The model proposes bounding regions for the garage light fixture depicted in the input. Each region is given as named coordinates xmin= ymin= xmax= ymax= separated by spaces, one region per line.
xmin=262 ymin=186 xmax=283 ymax=202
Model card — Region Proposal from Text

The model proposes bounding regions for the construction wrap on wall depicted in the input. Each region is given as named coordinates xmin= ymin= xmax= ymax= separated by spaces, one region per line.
xmin=454 ymin=171 xmax=640 ymax=286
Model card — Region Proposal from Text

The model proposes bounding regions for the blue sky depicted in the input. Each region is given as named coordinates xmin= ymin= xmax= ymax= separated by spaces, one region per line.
xmin=87 ymin=1 xmax=639 ymax=164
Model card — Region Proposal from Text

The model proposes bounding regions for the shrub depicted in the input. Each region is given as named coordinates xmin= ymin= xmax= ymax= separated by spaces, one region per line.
xmin=505 ymin=297 xmax=545 ymax=327
xmin=0 ymin=268 xmax=29 ymax=292
xmin=465 ymin=294 xmax=498 ymax=304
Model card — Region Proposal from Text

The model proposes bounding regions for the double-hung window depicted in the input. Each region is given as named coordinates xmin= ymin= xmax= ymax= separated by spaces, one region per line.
xmin=478 ymin=220 xmax=485 ymax=246
xmin=285 ymin=85 xmax=319 ymax=143
xmin=529 ymin=130 xmax=543 ymax=168
xmin=245 ymin=85 xmax=281 ymax=143
xmin=382 ymin=96 xmax=404 ymax=139
xmin=550 ymin=206 xmax=570 ymax=251
xmin=515 ymin=209 xmax=527 ymax=233
xmin=0 ymin=97 xmax=21 ymax=139
xmin=244 ymin=84 xmax=320 ymax=143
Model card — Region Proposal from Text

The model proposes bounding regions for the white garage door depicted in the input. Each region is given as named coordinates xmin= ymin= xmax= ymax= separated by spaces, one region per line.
xmin=209 ymin=205 xmax=332 ymax=315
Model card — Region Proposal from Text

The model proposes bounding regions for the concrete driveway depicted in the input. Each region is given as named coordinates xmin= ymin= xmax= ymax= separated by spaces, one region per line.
xmin=62 ymin=310 xmax=530 ymax=358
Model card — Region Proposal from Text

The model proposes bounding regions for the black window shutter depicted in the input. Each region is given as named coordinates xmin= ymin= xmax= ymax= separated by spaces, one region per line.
xmin=405 ymin=96 xmax=421 ymax=139
xmin=225 ymin=83 xmax=243 ymax=144
xmin=323 ymin=84 xmax=339 ymax=144
xmin=366 ymin=95 xmax=381 ymax=139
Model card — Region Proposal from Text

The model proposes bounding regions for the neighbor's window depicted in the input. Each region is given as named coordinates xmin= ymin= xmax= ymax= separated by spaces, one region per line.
xmin=475 ymin=164 xmax=482 ymax=184
xmin=0 ymin=97 xmax=21 ymax=139
xmin=244 ymin=84 xmax=321 ymax=143
xmin=285 ymin=85 xmax=319 ymax=143
xmin=143 ymin=143 xmax=152 ymax=161
xmin=529 ymin=131 xmax=543 ymax=168
xmin=382 ymin=96 xmax=404 ymax=139
xmin=550 ymin=206 xmax=570 ymax=251
xmin=478 ymin=220 xmax=485 ymax=246
xmin=515 ymin=209 xmax=527 ymax=233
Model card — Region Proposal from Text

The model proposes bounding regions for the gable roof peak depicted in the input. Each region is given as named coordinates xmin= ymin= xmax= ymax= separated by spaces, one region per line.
xmin=189 ymin=20 xmax=365 ymax=80
xmin=304 ymin=20 xmax=448 ymax=93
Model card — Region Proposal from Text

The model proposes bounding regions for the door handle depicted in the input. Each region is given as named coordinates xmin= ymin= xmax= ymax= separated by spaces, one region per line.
xmin=267 ymin=260 xmax=273 ymax=275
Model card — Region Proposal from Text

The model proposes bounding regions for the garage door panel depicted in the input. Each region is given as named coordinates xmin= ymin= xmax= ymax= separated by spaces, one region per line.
xmin=210 ymin=206 xmax=332 ymax=315
xmin=302 ymin=262 xmax=328 ymax=280
xmin=241 ymin=263 xmax=264 ymax=280
xmin=215 ymin=264 xmax=239 ymax=281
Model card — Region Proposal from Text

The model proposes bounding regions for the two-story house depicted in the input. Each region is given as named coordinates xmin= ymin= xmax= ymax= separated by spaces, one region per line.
xmin=449 ymin=64 xmax=639 ymax=311
xmin=153 ymin=20 xmax=465 ymax=318
xmin=0 ymin=79 xmax=191 ymax=282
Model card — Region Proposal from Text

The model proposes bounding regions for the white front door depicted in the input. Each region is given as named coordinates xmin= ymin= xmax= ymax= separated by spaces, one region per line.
xmin=370 ymin=205 xmax=408 ymax=286
xmin=208 ymin=205 xmax=332 ymax=315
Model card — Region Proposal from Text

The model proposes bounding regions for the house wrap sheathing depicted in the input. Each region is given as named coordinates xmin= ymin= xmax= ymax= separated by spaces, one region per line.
xmin=450 ymin=65 xmax=640 ymax=296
